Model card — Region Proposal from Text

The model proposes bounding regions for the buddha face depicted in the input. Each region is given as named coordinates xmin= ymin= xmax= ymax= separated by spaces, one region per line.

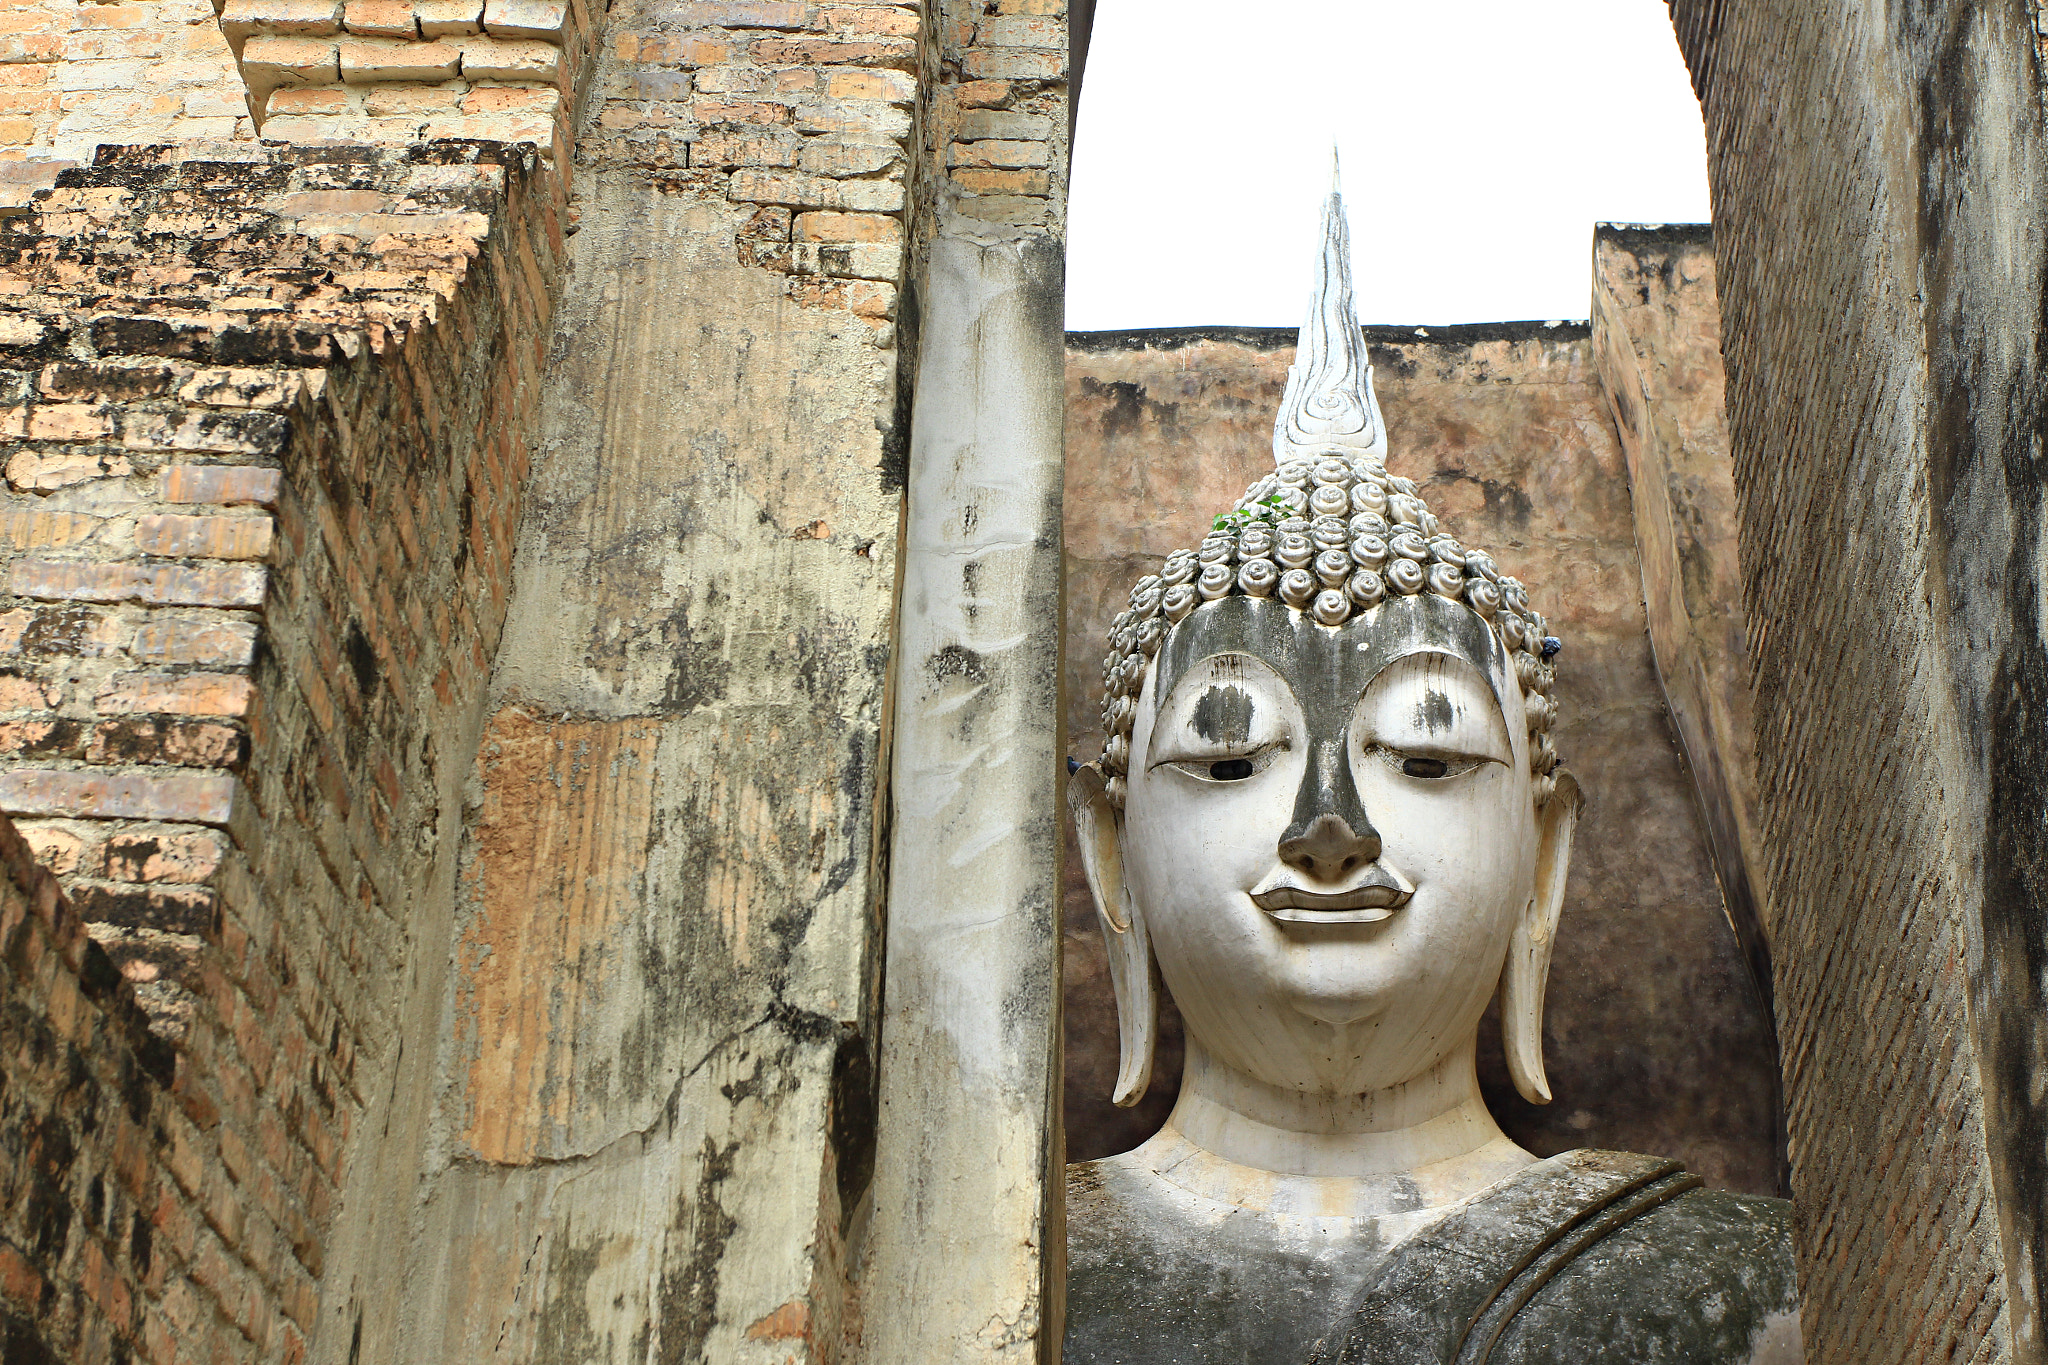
xmin=1120 ymin=592 xmax=1539 ymax=1097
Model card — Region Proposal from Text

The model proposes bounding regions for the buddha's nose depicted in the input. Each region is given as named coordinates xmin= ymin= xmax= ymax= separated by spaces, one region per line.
xmin=1277 ymin=737 xmax=1382 ymax=881
xmin=1279 ymin=813 xmax=1380 ymax=881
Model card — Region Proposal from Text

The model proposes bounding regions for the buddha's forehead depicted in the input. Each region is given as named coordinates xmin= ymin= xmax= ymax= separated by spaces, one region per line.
xmin=1152 ymin=593 xmax=1510 ymax=724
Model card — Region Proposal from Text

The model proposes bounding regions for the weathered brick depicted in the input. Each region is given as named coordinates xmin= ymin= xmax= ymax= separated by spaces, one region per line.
xmin=0 ymin=606 xmax=125 ymax=658
xmin=751 ymin=35 xmax=915 ymax=68
xmin=159 ymin=465 xmax=283 ymax=507
xmin=791 ymin=98 xmax=907 ymax=138
xmin=822 ymin=66 xmax=913 ymax=103
xmin=960 ymin=46 xmax=1060 ymax=80
xmin=948 ymin=192 xmax=1046 ymax=226
xmin=956 ymin=108 xmax=1050 ymax=140
xmin=5 ymin=449 xmax=134 ymax=492
xmin=728 ymin=167 xmax=903 ymax=210
xmin=240 ymin=35 xmax=341 ymax=99
xmin=337 ymin=35 xmax=460 ymax=82
xmin=481 ymin=0 xmax=563 ymax=39
xmin=121 ymin=409 xmax=289 ymax=455
xmin=0 ymin=769 xmax=236 ymax=823
xmin=0 ymin=719 xmax=82 ymax=758
xmin=218 ymin=0 xmax=345 ymax=48
xmin=87 ymin=717 xmax=245 ymax=768
xmin=450 ymin=34 xmax=554 ymax=80
xmin=132 ymin=616 xmax=259 ymax=667
xmin=460 ymin=85 xmax=556 ymax=114
xmin=794 ymin=239 xmax=897 ymax=281
xmin=976 ymin=13 xmax=1058 ymax=46
xmin=135 ymin=514 xmax=275 ymax=561
xmin=71 ymin=882 xmax=218 ymax=936
xmin=816 ymin=4 xmax=916 ymax=36
xmin=949 ymin=137 xmax=1047 ymax=168
xmin=173 ymin=368 xmax=309 ymax=410
xmin=0 ymin=673 xmax=59 ymax=710
xmin=16 ymin=823 xmax=89 ymax=876
xmin=364 ymin=82 xmax=462 ymax=115
xmin=24 ymin=403 xmax=113 ymax=441
xmin=692 ymin=129 xmax=799 ymax=168
xmin=951 ymin=77 xmax=1010 ymax=108
xmin=9 ymin=560 xmax=267 ymax=609
xmin=799 ymin=139 xmax=897 ymax=177
xmin=670 ymin=1 xmax=813 ymax=28
xmin=0 ymin=507 xmax=103 ymax=549
xmin=103 ymin=829 xmax=226 ymax=885
xmin=95 ymin=672 xmax=255 ymax=719
xmin=342 ymin=0 xmax=416 ymax=36
xmin=416 ymin=0 xmax=484 ymax=34
xmin=949 ymin=166 xmax=1049 ymax=195
xmin=793 ymin=209 xmax=897 ymax=242
xmin=265 ymin=85 xmax=349 ymax=114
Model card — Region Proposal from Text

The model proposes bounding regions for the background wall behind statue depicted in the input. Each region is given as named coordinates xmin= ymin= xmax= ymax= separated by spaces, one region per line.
xmin=1061 ymin=302 xmax=1784 ymax=1196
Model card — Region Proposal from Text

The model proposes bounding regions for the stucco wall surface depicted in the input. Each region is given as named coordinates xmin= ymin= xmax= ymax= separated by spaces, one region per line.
xmin=1061 ymin=324 xmax=1783 ymax=1197
xmin=1671 ymin=0 xmax=2048 ymax=1358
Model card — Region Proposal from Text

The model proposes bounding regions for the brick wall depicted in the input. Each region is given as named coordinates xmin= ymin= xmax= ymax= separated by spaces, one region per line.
xmin=0 ymin=0 xmax=593 ymax=184
xmin=916 ymin=0 xmax=1067 ymax=235
xmin=589 ymin=0 xmax=922 ymax=329
xmin=0 ymin=0 xmax=246 ymax=165
xmin=0 ymin=807 xmax=309 ymax=1364
xmin=1673 ymin=0 xmax=2048 ymax=1358
xmin=0 ymin=139 xmax=568 ymax=1359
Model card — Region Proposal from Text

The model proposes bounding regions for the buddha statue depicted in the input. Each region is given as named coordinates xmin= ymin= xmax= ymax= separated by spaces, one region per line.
xmin=1063 ymin=177 xmax=1802 ymax=1365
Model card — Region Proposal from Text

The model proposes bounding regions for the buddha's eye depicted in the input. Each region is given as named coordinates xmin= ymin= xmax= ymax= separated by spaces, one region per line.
xmin=1158 ymin=744 xmax=1285 ymax=783
xmin=1369 ymin=746 xmax=1486 ymax=780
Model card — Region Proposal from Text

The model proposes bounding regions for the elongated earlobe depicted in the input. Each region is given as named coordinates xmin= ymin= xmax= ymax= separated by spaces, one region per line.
xmin=1068 ymin=762 xmax=1156 ymax=1106
xmin=1502 ymin=770 xmax=1581 ymax=1105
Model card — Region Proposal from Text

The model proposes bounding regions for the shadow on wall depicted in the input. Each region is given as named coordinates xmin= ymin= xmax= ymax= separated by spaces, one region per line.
xmin=1060 ymin=323 xmax=1785 ymax=1197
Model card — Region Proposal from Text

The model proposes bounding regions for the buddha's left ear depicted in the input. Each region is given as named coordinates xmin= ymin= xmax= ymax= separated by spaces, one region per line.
xmin=1067 ymin=762 xmax=1157 ymax=1107
xmin=1501 ymin=769 xmax=1582 ymax=1105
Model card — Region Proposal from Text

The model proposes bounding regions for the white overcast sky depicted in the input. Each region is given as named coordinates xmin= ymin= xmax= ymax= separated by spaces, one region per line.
xmin=1065 ymin=1 xmax=1711 ymax=330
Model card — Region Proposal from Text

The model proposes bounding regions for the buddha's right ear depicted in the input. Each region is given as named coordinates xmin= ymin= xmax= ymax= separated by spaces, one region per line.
xmin=1068 ymin=761 xmax=1156 ymax=1107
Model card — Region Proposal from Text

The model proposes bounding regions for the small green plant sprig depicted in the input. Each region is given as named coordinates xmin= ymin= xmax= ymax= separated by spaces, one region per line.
xmin=1212 ymin=492 xmax=1290 ymax=534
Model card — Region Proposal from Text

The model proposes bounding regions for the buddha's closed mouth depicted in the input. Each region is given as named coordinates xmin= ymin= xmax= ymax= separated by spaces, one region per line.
xmin=1250 ymin=864 xmax=1414 ymax=924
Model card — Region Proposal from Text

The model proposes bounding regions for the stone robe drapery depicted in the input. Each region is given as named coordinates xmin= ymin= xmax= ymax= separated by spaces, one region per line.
xmin=1065 ymin=1149 xmax=1800 ymax=1365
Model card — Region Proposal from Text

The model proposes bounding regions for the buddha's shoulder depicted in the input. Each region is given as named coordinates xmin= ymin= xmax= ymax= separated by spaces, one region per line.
xmin=1487 ymin=1155 xmax=1802 ymax=1365
xmin=1309 ymin=1150 xmax=1799 ymax=1365
xmin=1065 ymin=1155 xmax=1385 ymax=1365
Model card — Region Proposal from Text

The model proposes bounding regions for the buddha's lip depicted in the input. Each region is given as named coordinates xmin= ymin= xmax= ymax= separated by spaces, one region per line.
xmin=1250 ymin=869 xmax=1412 ymax=924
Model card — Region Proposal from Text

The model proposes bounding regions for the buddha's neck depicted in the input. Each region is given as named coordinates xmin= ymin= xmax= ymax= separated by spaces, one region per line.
xmin=1143 ymin=1036 xmax=1532 ymax=1217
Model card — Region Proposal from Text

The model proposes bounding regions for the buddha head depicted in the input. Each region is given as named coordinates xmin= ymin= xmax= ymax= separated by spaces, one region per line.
xmin=1068 ymin=180 xmax=1581 ymax=1122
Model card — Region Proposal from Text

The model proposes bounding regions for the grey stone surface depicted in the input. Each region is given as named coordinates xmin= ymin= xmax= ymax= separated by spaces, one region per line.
xmin=1065 ymin=1149 xmax=1798 ymax=1365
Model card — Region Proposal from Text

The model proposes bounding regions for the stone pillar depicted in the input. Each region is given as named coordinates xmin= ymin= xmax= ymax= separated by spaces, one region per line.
xmin=861 ymin=229 xmax=1067 ymax=1362
xmin=1671 ymin=1 xmax=2048 ymax=1358
xmin=325 ymin=4 xmax=921 ymax=1360
xmin=857 ymin=0 xmax=1072 ymax=1356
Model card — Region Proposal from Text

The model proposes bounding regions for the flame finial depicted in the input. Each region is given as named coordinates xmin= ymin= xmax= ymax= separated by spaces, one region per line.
xmin=1273 ymin=150 xmax=1387 ymax=465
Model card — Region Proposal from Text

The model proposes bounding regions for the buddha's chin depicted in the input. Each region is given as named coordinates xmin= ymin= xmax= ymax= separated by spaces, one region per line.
xmin=1287 ymin=997 xmax=1385 ymax=1029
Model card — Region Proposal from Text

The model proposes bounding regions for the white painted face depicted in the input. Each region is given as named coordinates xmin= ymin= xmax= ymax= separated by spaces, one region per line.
xmin=1121 ymin=593 xmax=1538 ymax=1096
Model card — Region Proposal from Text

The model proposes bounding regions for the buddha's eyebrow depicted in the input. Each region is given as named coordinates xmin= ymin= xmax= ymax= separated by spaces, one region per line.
xmin=1190 ymin=685 xmax=1255 ymax=744
xmin=1412 ymin=688 xmax=1458 ymax=733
